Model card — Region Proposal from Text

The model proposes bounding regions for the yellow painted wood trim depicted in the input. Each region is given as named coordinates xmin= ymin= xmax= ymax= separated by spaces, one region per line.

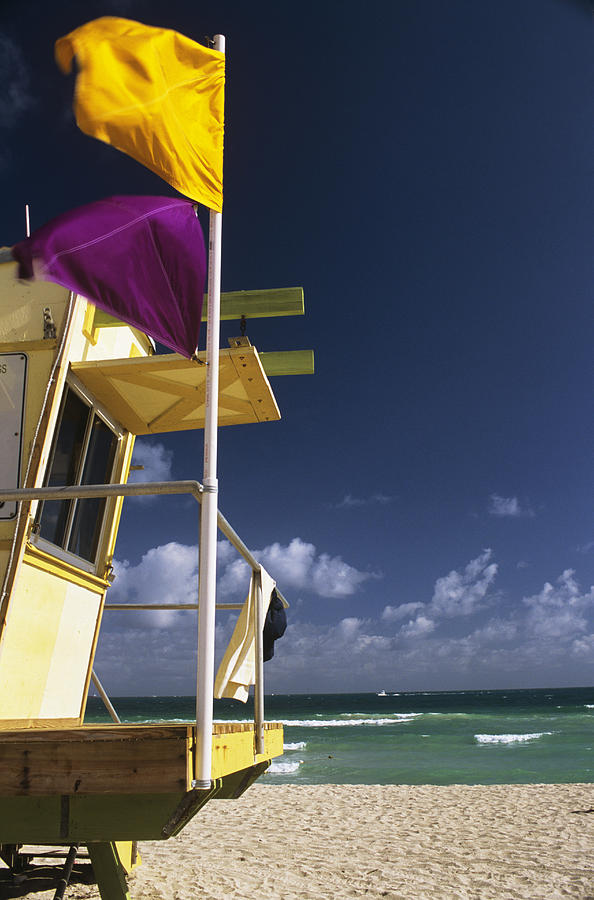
xmin=82 ymin=303 xmax=99 ymax=346
xmin=1 ymin=293 xmax=77 ymax=641
xmin=93 ymin=287 xmax=304 ymax=327
xmin=84 ymin=307 xmax=156 ymax=355
xmin=71 ymin=347 xmax=281 ymax=435
xmin=81 ymin=602 xmax=105 ymax=725
xmin=212 ymin=722 xmax=282 ymax=734
xmin=204 ymin=287 xmax=305 ymax=320
xmin=0 ymin=717 xmax=79 ymax=730
xmin=91 ymin=310 xmax=131 ymax=329
xmin=260 ymin=349 xmax=315 ymax=376
xmin=114 ymin=841 xmax=141 ymax=873
xmin=23 ymin=544 xmax=108 ymax=593
xmin=230 ymin=347 xmax=281 ymax=423
xmin=0 ymin=340 xmax=58 ymax=353
xmin=210 ymin=723 xmax=284 ymax=779
xmin=0 ymin=507 xmax=30 ymax=639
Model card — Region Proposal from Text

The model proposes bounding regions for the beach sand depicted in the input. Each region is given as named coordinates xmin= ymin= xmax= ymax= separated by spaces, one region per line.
xmin=1 ymin=783 xmax=593 ymax=899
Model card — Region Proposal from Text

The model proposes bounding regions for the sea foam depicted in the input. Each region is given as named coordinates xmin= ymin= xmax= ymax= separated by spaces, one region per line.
xmin=284 ymin=741 xmax=307 ymax=751
xmin=475 ymin=732 xmax=553 ymax=745
xmin=267 ymin=759 xmax=302 ymax=774
xmin=281 ymin=714 xmax=420 ymax=728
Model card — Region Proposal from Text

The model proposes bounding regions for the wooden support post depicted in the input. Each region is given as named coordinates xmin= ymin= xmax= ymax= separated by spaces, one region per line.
xmin=87 ymin=842 xmax=132 ymax=900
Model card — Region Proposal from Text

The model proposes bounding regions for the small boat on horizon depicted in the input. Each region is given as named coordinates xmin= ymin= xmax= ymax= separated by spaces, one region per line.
xmin=377 ymin=690 xmax=388 ymax=697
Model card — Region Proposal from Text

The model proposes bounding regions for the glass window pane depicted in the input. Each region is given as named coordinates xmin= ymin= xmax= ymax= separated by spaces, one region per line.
xmin=68 ymin=415 xmax=118 ymax=561
xmin=39 ymin=388 xmax=89 ymax=546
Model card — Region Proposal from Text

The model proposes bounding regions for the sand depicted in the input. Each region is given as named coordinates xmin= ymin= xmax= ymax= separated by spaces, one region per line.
xmin=1 ymin=784 xmax=593 ymax=899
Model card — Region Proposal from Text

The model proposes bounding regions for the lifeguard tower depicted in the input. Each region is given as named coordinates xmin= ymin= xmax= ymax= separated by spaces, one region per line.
xmin=0 ymin=251 xmax=312 ymax=897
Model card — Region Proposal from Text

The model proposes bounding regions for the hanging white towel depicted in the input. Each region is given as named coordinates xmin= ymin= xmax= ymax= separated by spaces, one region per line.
xmin=214 ymin=565 xmax=276 ymax=702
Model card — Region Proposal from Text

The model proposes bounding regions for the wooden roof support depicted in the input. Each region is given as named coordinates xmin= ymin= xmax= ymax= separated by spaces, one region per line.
xmin=92 ymin=287 xmax=304 ymax=331
xmin=203 ymin=287 xmax=304 ymax=320
xmin=259 ymin=350 xmax=314 ymax=376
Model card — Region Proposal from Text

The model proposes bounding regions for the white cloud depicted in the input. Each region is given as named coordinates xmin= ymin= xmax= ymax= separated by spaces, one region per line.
xmin=310 ymin=551 xmax=373 ymax=597
xmin=261 ymin=539 xmax=318 ymax=589
xmin=216 ymin=540 xmax=237 ymax=566
xmin=576 ymin=541 xmax=594 ymax=554
xmin=523 ymin=569 xmax=594 ymax=640
xmin=260 ymin=617 xmax=395 ymax=690
xmin=97 ymin=520 xmax=594 ymax=694
xmin=337 ymin=617 xmax=363 ymax=639
xmin=217 ymin=537 xmax=375 ymax=600
xmin=430 ymin=549 xmax=498 ymax=617
xmin=400 ymin=615 xmax=435 ymax=638
xmin=471 ymin=618 xmax=517 ymax=644
xmin=571 ymin=634 xmax=594 ymax=661
xmin=108 ymin=542 xmax=198 ymax=627
xmin=108 ymin=536 xmax=372 ymax=629
xmin=381 ymin=553 xmax=500 ymax=640
xmin=524 ymin=569 xmax=590 ymax=611
xmin=382 ymin=602 xmax=423 ymax=622
xmin=127 ymin=440 xmax=174 ymax=501
xmin=334 ymin=493 xmax=394 ymax=509
xmin=97 ymin=556 xmax=594 ymax=694
xmin=488 ymin=494 xmax=534 ymax=518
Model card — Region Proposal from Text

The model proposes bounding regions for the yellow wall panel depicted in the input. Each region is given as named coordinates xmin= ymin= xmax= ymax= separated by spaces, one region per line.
xmin=39 ymin=581 xmax=101 ymax=719
xmin=0 ymin=565 xmax=63 ymax=719
xmin=0 ymin=564 xmax=101 ymax=721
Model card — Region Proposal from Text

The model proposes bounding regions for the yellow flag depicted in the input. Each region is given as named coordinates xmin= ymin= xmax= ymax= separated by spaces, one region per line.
xmin=56 ymin=17 xmax=225 ymax=211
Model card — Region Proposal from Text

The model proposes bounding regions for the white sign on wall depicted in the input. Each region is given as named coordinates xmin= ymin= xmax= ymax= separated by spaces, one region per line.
xmin=0 ymin=353 xmax=27 ymax=520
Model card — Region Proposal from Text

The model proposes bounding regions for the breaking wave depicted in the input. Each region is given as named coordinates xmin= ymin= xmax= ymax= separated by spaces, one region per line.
xmin=475 ymin=732 xmax=553 ymax=745
xmin=267 ymin=759 xmax=303 ymax=775
xmin=280 ymin=714 xmax=421 ymax=728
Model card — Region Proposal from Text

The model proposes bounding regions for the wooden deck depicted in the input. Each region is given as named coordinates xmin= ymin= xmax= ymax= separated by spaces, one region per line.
xmin=0 ymin=721 xmax=283 ymax=842
xmin=0 ymin=721 xmax=283 ymax=796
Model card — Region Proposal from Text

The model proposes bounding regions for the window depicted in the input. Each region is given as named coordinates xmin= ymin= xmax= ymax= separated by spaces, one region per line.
xmin=35 ymin=382 xmax=121 ymax=569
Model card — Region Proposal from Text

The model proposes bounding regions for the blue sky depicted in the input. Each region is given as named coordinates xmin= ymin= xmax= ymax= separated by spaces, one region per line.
xmin=1 ymin=0 xmax=593 ymax=695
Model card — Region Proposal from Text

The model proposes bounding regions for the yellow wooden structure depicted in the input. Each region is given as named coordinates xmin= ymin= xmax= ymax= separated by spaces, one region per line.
xmin=0 ymin=253 xmax=312 ymax=897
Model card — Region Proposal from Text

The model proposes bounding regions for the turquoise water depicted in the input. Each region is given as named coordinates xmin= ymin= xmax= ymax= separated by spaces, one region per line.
xmin=85 ymin=687 xmax=594 ymax=785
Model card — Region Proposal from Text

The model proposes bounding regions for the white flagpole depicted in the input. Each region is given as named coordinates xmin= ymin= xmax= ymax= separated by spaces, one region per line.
xmin=195 ymin=32 xmax=225 ymax=790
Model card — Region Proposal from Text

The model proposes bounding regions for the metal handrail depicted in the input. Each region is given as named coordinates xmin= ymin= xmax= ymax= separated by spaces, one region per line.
xmin=0 ymin=480 xmax=203 ymax=502
xmin=0 ymin=481 xmax=287 ymax=606
xmin=0 ymin=480 xmax=279 ymax=765
xmin=104 ymin=603 xmax=243 ymax=610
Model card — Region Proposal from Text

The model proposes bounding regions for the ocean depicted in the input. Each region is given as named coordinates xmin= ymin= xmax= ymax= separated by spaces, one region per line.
xmin=85 ymin=687 xmax=594 ymax=786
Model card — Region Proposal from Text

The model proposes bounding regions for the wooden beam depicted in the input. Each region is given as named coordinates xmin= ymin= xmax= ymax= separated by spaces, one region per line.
xmin=92 ymin=287 xmax=304 ymax=330
xmin=0 ymin=780 xmax=227 ymax=842
xmin=205 ymin=287 xmax=304 ymax=321
xmin=0 ymin=725 xmax=193 ymax=796
xmin=0 ymin=723 xmax=284 ymax=798
xmin=259 ymin=350 xmax=314 ymax=377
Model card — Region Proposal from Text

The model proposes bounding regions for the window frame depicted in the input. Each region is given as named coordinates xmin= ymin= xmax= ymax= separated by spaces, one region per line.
xmin=31 ymin=374 xmax=125 ymax=575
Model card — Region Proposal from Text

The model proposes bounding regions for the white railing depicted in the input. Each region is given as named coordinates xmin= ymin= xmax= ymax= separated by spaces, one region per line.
xmin=0 ymin=480 xmax=284 ymax=780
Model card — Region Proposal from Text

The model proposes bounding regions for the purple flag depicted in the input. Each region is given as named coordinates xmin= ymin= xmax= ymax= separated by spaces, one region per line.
xmin=12 ymin=195 xmax=206 ymax=358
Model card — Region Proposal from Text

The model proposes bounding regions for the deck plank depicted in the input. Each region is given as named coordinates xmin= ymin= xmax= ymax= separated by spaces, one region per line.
xmin=0 ymin=723 xmax=283 ymax=796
